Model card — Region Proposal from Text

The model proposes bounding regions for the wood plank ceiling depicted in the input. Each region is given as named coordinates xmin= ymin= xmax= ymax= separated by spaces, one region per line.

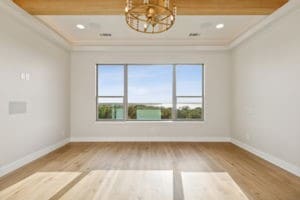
xmin=13 ymin=0 xmax=288 ymax=15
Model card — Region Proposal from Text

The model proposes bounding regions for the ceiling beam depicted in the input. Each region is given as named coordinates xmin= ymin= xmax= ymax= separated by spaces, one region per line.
xmin=13 ymin=0 xmax=288 ymax=15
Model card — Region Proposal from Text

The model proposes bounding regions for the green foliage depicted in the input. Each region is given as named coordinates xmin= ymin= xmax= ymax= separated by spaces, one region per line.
xmin=98 ymin=104 xmax=202 ymax=120
xmin=177 ymin=106 xmax=202 ymax=119
xmin=128 ymin=105 xmax=172 ymax=119
xmin=128 ymin=105 xmax=137 ymax=119
xmin=98 ymin=104 xmax=123 ymax=119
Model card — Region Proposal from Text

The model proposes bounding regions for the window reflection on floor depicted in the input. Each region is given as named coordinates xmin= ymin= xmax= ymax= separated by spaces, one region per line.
xmin=181 ymin=172 xmax=249 ymax=200
xmin=0 ymin=172 xmax=80 ymax=200
xmin=0 ymin=171 xmax=249 ymax=200
xmin=60 ymin=170 xmax=174 ymax=200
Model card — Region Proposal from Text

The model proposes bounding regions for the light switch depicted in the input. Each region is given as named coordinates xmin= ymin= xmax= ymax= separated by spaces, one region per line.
xmin=20 ymin=73 xmax=26 ymax=80
xmin=25 ymin=73 xmax=30 ymax=80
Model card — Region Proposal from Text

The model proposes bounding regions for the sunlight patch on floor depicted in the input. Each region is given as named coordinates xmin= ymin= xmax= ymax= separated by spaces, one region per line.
xmin=0 ymin=172 xmax=81 ymax=200
xmin=59 ymin=170 xmax=173 ymax=200
xmin=0 ymin=170 xmax=250 ymax=200
xmin=181 ymin=172 xmax=249 ymax=200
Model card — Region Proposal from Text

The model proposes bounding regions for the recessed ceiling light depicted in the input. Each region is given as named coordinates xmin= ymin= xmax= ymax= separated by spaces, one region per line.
xmin=216 ymin=23 xmax=224 ymax=29
xmin=76 ymin=24 xmax=85 ymax=30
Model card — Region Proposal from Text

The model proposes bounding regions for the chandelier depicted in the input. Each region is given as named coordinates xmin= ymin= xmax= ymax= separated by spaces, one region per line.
xmin=125 ymin=0 xmax=177 ymax=34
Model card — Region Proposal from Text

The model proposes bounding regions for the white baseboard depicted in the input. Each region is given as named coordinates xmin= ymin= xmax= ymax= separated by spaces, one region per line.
xmin=70 ymin=136 xmax=231 ymax=142
xmin=0 ymin=138 xmax=70 ymax=177
xmin=231 ymin=138 xmax=300 ymax=177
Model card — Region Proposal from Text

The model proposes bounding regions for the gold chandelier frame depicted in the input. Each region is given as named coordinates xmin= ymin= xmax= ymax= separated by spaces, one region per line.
xmin=125 ymin=0 xmax=176 ymax=34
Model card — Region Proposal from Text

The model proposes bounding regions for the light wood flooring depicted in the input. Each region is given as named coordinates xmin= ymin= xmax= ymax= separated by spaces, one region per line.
xmin=0 ymin=142 xmax=300 ymax=200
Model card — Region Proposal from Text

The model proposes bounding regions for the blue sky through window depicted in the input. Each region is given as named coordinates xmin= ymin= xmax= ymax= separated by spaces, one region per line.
xmin=98 ymin=64 xmax=203 ymax=103
xmin=176 ymin=65 xmax=203 ymax=96
xmin=128 ymin=65 xmax=173 ymax=103
xmin=98 ymin=65 xmax=124 ymax=96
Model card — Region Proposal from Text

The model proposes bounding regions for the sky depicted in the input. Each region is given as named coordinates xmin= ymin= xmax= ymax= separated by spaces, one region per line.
xmin=97 ymin=64 xmax=203 ymax=105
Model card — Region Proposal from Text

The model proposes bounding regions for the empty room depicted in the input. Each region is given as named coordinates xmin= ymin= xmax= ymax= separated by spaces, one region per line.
xmin=1 ymin=0 xmax=300 ymax=199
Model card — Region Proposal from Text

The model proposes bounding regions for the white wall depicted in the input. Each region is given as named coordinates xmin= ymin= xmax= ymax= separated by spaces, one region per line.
xmin=0 ymin=5 xmax=70 ymax=169
xmin=70 ymin=50 xmax=232 ymax=140
xmin=232 ymin=9 xmax=300 ymax=168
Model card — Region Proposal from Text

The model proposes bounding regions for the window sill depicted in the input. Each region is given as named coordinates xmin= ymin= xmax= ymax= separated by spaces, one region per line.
xmin=95 ymin=120 xmax=205 ymax=124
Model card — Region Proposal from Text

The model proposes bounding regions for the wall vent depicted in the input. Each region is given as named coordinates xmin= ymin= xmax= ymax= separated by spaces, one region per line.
xmin=99 ymin=33 xmax=112 ymax=37
xmin=189 ymin=33 xmax=201 ymax=37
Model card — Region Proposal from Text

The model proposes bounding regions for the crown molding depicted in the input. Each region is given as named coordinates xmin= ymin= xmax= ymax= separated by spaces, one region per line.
xmin=229 ymin=0 xmax=300 ymax=49
xmin=0 ymin=0 xmax=71 ymax=50
xmin=71 ymin=45 xmax=230 ymax=52
xmin=71 ymin=39 xmax=230 ymax=47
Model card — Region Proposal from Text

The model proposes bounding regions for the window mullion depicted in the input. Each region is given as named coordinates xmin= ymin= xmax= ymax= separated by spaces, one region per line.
xmin=124 ymin=64 xmax=128 ymax=121
xmin=172 ymin=65 xmax=177 ymax=120
xmin=96 ymin=65 xmax=99 ymax=121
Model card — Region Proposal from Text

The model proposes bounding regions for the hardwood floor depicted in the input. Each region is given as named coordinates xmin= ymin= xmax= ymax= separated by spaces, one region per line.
xmin=59 ymin=170 xmax=173 ymax=200
xmin=0 ymin=172 xmax=80 ymax=200
xmin=0 ymin=142 xmax=300 ymax=200
xmin=182 ymin=172 xmax=249 ymax=200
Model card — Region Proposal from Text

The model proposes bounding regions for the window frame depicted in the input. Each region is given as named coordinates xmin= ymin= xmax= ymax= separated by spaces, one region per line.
xmin=96 ymin=64 xmax=205 ymax=122
xmin=96 ymin=64 xmax=126 ymax=121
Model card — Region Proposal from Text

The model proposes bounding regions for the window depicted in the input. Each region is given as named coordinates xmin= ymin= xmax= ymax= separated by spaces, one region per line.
xmin=176 ymin=65 xmax=203 ymax=120
xmin=128 ymin=65 xmax=173 ymax=120
xmin=97 ymin=65 xmax=124 ymax=120
xmin=96 ymin=64 xmax=204 ymax=121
